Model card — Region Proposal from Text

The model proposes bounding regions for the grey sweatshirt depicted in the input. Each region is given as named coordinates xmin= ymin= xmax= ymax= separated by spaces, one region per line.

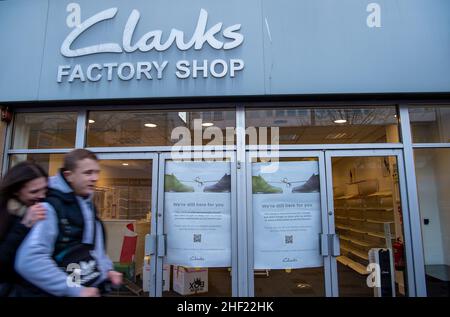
xmin=15 ymin=172 xmax=113 ymax=297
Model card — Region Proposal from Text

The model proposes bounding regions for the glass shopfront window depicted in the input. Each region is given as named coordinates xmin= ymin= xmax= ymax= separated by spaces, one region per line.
xmin=4 ymin=103 xmax=442 ymax=297
xmin=10 ymin=153 xmax=65 ymax=175
xmin=87 ymin=110 xmax=236 ymax=147
xmin=414 ymin=148 xmax=450 ymax=297
xmin=409 ymin=106 xmax=450 ymax=143
xmin=12 ymin=112 xmax=77 ymax=149
xmin=96 ymin=159 xmax=153 ymax=296
xmin=246 ymin=106 xmax=399 ymax=144
xmin=331 ymin=155 xmax=408 ymax=297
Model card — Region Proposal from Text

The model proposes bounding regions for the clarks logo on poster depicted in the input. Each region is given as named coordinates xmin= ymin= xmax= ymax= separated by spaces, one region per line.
xmin=57 ymin=3 xmax=245 ymax=83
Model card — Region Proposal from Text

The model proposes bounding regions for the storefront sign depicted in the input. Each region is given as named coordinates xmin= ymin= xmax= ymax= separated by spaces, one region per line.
xmin=57 ymin=4 xmax=245 ymax=83
xmin=164 ymin=161 xmax=231 ymax=267
xmin=252 ymin=161 xmax=323 ymax=269
xmin=2 ymin=0 xmax=449 ymax=102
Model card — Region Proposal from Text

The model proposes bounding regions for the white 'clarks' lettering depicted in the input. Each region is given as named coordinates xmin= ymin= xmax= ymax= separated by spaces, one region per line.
xmin=61 ymin=8 xmax=123 ymax=57
xmin=61 ymin=7 xmax=244 ymax=57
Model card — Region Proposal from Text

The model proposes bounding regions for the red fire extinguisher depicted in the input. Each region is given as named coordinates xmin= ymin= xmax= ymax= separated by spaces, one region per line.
xmin=393 ymin=238 xmax=405 ymax=270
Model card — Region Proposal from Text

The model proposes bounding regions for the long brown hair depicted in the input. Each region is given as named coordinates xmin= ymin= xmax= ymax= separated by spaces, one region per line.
xmin=0 ymin=161 xmax=48 ymax=239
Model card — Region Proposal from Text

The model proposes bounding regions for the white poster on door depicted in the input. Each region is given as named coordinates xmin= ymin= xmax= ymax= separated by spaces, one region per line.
xmin=253 ymin=161 xmax=323 ymax=269
xmin=164 ymin=161 xmax=231 ymax=267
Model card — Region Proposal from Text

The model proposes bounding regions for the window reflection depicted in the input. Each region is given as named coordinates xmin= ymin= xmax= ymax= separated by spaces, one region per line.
xmin=10 ymin=153 xmax=64 ymax=175
xmin=87 ymin=110 xmax=236 ymax=147
xmin=414 ymin=149 xmax=450 ymax=297
xmin=246 ymin=107 xmax=399 ymax=144
xmin=409 ymin=107 xmax=450 ymax=143
xmin=12 ymin=113 xmax=77 ymax=149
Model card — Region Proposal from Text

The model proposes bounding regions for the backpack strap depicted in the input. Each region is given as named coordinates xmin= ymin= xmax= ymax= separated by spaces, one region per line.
xmin=45 ymin=194 xmax=86 ymax=263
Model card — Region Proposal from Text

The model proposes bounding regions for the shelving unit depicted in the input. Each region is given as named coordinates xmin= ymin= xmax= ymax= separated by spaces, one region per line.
xmin=337 ymin=256 xmax=368 ymax=275
xmin=366 ymin=219 xmax=394 ymax=224
xmin=334 ymin=179 xmax=399 ymax=276
xmin=95 ymin=185 xmax=151 ymax=220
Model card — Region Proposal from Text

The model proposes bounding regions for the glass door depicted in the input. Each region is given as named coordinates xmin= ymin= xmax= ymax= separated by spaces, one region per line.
xmin=325 ymin=150 xmax=415 ymax=297
xmin=246 ymin=151 xmax=333 ymax=297
xmin=95 ymin=153 xmax=159 ymax=297
xmin=155 ymin=152 xmax=237 ymax=297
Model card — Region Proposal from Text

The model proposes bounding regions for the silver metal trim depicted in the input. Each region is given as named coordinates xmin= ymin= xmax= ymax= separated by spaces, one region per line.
xmin=399 ymin=105 xmax=427 ymax=296
xmin=319 ymin=151 xmax=333 ymax=297
xmin=85 ymin=146 xmax=237 ymax=153
xmin=324 ymin=151 xmax=339 ymax=297
xmin=8 ymin=148 xmax=72 ymax=154
xmin=230 ymin=152 xmax=239 ymax=297
xmin=236 ymin=105 xmax=248 ymax=296
xmin=247 ymin=143 xmax=403 ymax=151
xmin=149 ymin=154 xmax=159 ymax=297
xmin=155 ymin=153 xmax=166 ymax=297
xmin=396 ymin=149 xmax=417 ymax=296
xmin=245 ymin=152 xmax=254 ymax=297
xmin=95 ymin=152 xmax=158 ymax=160
xmin=75 ymin=110 xmax=87 ymax=148
xmin=412 ymin=143 xmax=450 ymax=148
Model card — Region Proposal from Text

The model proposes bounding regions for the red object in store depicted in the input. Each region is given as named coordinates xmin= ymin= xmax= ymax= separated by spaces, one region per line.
xmin=119 ymin=223 xmax=138 ymax=263
xmin=393 ymin=238 xmax=405 ymax=270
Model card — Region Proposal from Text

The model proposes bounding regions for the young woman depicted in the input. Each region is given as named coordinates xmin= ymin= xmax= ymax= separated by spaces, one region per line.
xmin=0 ymin=161 xmax=48 ymax=296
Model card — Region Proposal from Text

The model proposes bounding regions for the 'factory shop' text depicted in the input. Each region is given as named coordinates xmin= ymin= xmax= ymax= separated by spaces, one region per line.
xmin=57 ymin=59 xmax=244 ymax=82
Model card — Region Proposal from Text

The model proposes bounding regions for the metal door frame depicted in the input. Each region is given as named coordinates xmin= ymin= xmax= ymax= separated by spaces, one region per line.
xmin=325 ymin=149 xmax=416 ymax=297
xmin=95 ymin=152 xmax=159 ymax=297
xmin=155 ymin=151 xmax=238 ymax=297
xmin=246 ymin=150 xmax=333 ymax=297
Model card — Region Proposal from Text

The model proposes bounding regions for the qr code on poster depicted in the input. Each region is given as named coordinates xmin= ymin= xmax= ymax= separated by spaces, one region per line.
xmin=193 ymin=234 xmax=202 ymax=243
xmin=285 ymin=235 xmax=293 ymax=244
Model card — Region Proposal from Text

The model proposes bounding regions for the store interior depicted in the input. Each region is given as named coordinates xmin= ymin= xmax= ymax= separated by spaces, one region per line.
xmin=90 ymin=154 xmax=408 ymax=297
xmin=7 ymin=107 xmax=449 ymax=296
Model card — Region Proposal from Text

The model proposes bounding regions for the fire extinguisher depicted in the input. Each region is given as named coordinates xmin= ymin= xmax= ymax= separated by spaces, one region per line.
xmin=393 ymin=238 xmax=405 ymax=270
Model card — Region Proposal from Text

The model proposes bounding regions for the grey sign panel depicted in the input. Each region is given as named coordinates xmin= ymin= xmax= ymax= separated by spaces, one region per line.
xmin=262 ymin=0 xmax=450 ymax=94
xmin=0 ymin=0 xmax=49 ymax=102
xmin=37 ymin=0 xmax=264 ymax=101
xmin=0 ymin=0 xmax=449 ymax=102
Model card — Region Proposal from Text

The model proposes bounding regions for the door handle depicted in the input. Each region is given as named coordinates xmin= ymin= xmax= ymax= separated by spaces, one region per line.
xmin=331 ymin=234 xmax=341 ymax=256
xmin=320 ymin=234 xmax=329 ymax=256
xmin=320 ymin=234 xmax=341 ymax=257
xmin=144 ymin=234 xmax=156 ymax=256
xmin=157 ymin=234 xmax=166 ymax=257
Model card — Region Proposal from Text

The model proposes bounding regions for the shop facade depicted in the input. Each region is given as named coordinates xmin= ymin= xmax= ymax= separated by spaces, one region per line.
xmin=0 ymin=0 xmax=449 ymax=297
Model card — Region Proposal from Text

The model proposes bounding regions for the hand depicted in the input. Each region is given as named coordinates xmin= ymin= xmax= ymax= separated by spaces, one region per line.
xmin=21 ymin=203 xmax=46 ymax=228
xmin=79 ymin=287 xmax=100 ymax=297
xmin=107 ymin=270 xmax=123 ymax=286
